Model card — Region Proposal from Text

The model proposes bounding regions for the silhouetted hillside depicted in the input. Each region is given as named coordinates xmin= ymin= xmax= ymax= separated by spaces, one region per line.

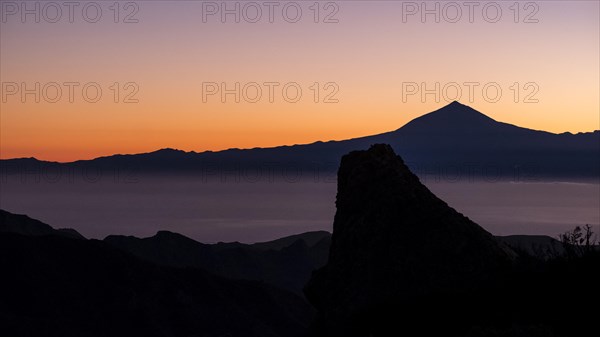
xmin=497 ymin=235 xmax=564 ymax=258
xmin=2 ymin=102 xmax=598 ymax=179
xmin=0 ymin=208 xmax=329 ymax=295
xmin=251 ymin=231 xmax=331 ymax=251
xmin=105 ymin=230 xmax=330 ymax=294
xmin=0 ymin=224 xmax=315 ymax=336
xmin=0 ymin=209 xmax=84 ymax=239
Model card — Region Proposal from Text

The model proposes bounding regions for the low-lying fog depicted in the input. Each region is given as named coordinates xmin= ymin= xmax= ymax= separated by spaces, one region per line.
xmin=1 ymin=174 xmax=598 ymax=243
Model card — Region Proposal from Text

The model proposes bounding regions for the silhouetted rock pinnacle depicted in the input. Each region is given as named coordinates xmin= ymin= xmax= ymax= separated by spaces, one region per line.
xmin=304 ymin=144 xmax=512 ymax=336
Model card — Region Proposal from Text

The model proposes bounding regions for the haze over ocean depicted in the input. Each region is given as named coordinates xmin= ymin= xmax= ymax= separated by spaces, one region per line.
xmin=1 ymin=176 xmax=597 ymax=242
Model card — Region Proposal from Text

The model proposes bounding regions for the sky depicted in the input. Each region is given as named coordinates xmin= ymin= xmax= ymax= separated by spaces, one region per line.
xmin=1 ymin=0 xmax=599 ymax=162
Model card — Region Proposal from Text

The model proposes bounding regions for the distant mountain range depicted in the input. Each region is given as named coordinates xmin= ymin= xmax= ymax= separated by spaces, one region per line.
xmin=2 ymin=102 xmax=598 ymax=179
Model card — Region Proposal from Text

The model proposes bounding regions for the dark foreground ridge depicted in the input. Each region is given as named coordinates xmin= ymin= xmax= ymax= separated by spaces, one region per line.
xmin=304 ymin=144 xmax=600 ymax=336
xmin=104 ymin=230 xmax=330 ymax=295
xmin=0 ymin=209 xmax=85 ymax=240
xmin=0 ymin=222 xmax=315 ymax=337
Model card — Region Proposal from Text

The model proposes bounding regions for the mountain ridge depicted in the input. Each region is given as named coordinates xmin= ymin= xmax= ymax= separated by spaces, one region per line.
xmin=2 ymin=102 xmax=598 ymax=164
xmin=0 ymin=231 xmax=315 ymax=337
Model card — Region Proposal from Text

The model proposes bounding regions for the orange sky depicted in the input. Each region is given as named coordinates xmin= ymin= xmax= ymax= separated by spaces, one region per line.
xmin=1 ymin=1 xmax=598 ymax=162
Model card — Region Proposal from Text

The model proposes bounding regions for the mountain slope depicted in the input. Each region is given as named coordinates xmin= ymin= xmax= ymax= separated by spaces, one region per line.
xmin=105 ymin=230 xmax=331 ymax=294
xmin=497 ymin=234 xmax=565 ymax=258
xmin=251 ymin=231 xmax=331 ymax=251
xmin=0 ymin=232 xmax=314 ymax=337
xmin=2 ymin=102 xmax=598 ymax=178
xmin=0 ymin=209 xmax=85 ymax=239
xmin=0 ymin=211 xmax=315 ymax=336
xmin=0 ymin=208 xmax=329 ymax=296
xmin=386 ymin=102 xmax=599 ymax=176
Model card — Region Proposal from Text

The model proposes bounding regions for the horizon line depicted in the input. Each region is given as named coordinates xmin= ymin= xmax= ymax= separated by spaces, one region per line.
xmin=2 ymin=102 xmax=598 ymax=163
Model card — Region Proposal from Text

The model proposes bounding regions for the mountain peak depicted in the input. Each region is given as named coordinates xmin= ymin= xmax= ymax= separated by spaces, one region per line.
xmin=446 ymin=100 xmax=465 ymax=107
xmin=400 ymin=101 xmax=497 ymax=133
xmin=435 ymin=100 xmax=485 ymax=115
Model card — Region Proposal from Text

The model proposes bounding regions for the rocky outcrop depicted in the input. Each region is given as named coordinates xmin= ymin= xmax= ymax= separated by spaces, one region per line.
xmin=304 ymin=144 xmax=512 ymax=336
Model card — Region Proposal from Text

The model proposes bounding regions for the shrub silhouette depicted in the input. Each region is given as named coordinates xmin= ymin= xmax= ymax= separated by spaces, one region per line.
xmin=559 ymin=224 xmax=597 ymax=258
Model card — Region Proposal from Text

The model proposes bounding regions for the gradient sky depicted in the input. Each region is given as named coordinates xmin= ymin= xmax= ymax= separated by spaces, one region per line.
xmin=1 ymin=0 xmax=598 ymax=162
